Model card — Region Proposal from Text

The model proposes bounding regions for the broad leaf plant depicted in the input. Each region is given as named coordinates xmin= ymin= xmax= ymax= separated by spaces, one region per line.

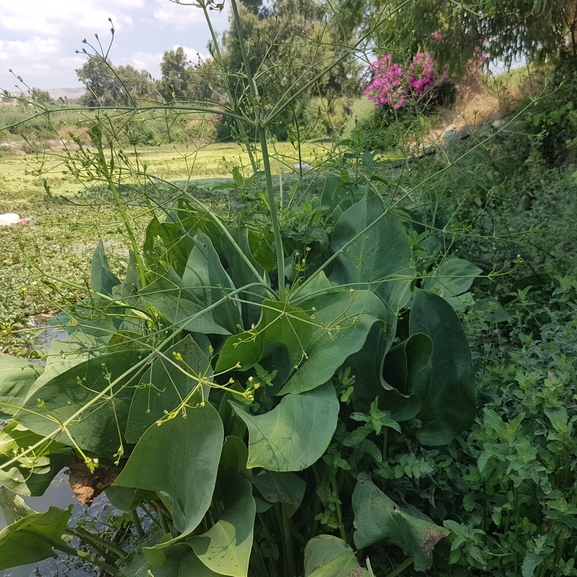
xmin=0 ymin=0 xmax=479 ymax=575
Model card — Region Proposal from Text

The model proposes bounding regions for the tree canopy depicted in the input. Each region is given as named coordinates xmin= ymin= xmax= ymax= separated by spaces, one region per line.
xmin=76 ymin=59 xmax=156 ymax=106
xmin=362 ymin=0 xmax=577 ymax=72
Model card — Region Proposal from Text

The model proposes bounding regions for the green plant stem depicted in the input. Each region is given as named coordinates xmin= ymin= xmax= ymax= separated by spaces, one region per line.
xmin=291 ymin=105 xmax=304 ymax=178
xmin=331 ymin=477 xmax=347 ymax=542
xmin=150 ymin=500 xmax=171 ymax=534
xmin=513 ymin=486 xmax=520 ymax=575
xmin=251 ymin=538 xmax=272 ymax=577
xmin=131 ymin=509 xmax=146 ymax=539
xmin=385 ymin=558 xmax=413 ymax=577
xmin=198 ymin=0 xmax=257 ymax=172
xmin=68 ymin=527 xmax=127 ymax=560
xmin=259 ymin=128 xmax=286 ymax=291
xmin=87 ymin=128 xmax=147 ymax=289
xmin=106 ymin=178 xmax=147 ymax=289
xmin=56 ymin=542 xmax=126 ymax=577
xmin=257 ymin=511 xmax=280 ymax=577
xmin=140 ymin=502 xmax=163 ymax=531
xmin=382 ymin=427 xmax=389 ymax=461
xmin=227 ymin=0 xmax=285 ymax=290
xmin=280 ymin=504 xmax=296 ymax=577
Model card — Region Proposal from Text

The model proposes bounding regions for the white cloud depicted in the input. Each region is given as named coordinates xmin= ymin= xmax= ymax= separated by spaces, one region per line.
xmin=147 ymin=0 xmax=227 ymax=30
xmin=0 ymin=37 xmax=60 ymax=61
xmin=0 ymin=0 xmax=143 ymax=36
xmin=150 ymin=7 xmax=203 ymax=29
xmin=173 ymin=45 xmax=208 ymax=64
xmin=0 ymin=37 xmax=64 ymax=85
xmin=0 ymin=0 xmax=230 ymax=89
xmin=115 ymin=46 xmax=212 ymax=80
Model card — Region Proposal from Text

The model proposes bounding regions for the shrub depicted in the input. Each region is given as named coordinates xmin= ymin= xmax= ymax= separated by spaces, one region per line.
xmin=364 ymin=52 xmax=451 ymax=112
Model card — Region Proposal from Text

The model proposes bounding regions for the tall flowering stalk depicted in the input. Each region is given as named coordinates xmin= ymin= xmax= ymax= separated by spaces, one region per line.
xmin=364 ymin=51 xmax=450 ymax=110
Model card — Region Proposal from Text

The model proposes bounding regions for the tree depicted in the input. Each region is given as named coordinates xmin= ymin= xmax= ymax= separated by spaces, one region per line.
xmin=159 ymin=47 xmax=216 ymax=101
xmin=76 ymin=59 xmax=155 ymax=106
xmin=221 ymin=0 xmax=362 ymax=124
xmin=29 ymin=88 xmax=53 ymax=104
xmin=115 ymin=65 xmax=156 ymax=102
xmin=360 ymin=0 xmax=577 ymax=74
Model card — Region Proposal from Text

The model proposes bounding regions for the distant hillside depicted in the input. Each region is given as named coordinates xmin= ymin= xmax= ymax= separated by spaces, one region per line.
xmin=48 ymin=87 xmax=85 ymax=101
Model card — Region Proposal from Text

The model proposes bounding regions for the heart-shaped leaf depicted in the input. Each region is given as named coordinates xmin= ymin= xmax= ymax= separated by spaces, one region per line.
xmin=0 ymin=506 xmax=72 ymax=571
xmin=232 ymin=383 xmax=338 ymax=471
xmin=409 ymin=290 xmax=476 ymax=445
xmin=190 ymin=473 xmax=255 ymax=577
xmin=0 ymin=354 xmax=43 ymax=419
xmin=353 ymin=473 xmax=447 ymax=571
xmin=330 ymin=193 xmax=415 ymax=312
xmin=17 ymin=350 xmax=145 ymax=455
xmin=125 ymin=335 xmax=211 ymax=443
xmin=114 ymin=403 xmax=223 ymax=537
xmin=304 ymin=534 xmax=368 ymax=577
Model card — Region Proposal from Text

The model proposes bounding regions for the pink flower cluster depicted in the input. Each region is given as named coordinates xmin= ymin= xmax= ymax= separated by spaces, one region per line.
xmin=364 ymin=54 xmax=409 ymax=110
xmin=469 ymin=46 xmax=488 ymax=75
xmin=364 ymin=52 xmax=449 ymax=110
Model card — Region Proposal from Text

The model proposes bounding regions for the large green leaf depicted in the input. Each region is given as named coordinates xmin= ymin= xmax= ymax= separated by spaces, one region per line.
xmin=42 ymin=331 xmax=109 ymax=376
xmin=143 ymin=217 xmax=195 ymax=278
xmin=382 ymin=333 xmax=433 ymax=396
xmin=16 ymin=332 xmax=112 ymax=419
xmin=409 ymin=290 xmax=476 ymax=445
xmin=347 ymin=323 xmax=421 ymax=422
xmin=422 ymin=257 xmax=482 ymax=299
xmin=125 ymin=335 xmax=211 ymax=443
xmin=16 ymin=350 xmax=145 ymax=455
xmin=114 ymin=403 xmax=223 ymax=538
xmin=279 ymin=289 xmax=389 ymax=396
xmin=190 ymin=473 xmax=255 ymax=577
xmin=304 ymin=534 xmax=368 ymax=577
xmin=91 ymin=239 xmax=120 ymax=297
xmin=252 ymin=470 xmax=306 ymax=510
xmin=105 ymin=486 xmax=157 ymax=512
xmin=112 ymin=250 xmax=142 ymax=300
xmin=0 ymin=354 xmax=43 ymax=419
xmin=232 ymin=383 xmax=338 ymax=471
xmin=218 ymin=290 xmax=387 ymax=398
xmin=123 ymin=541 xmax=197 ymax=577
xmin=140 ymin=268 xmax=231 ymax=335
xmin=0 ymin=486 xmax=35 ymax=525
xmin=220 ymin=227 xmax=269 ymax=327
xmin=179 ymin=550 xmax=221 ymax=577
xmin=215 ymin=300 xmax=315 ymax=377
xmin=329 ymin=193 xmax=415 ymax=312
xmin=0 ymin=423 xmax=74 ymax=496
xmin=182 ymin=231 xmax=242 ymax=335
xmin=352 ymin=473 xmax=447 ymax=571
xmin=320 ymin=174 xmax=357 ymax=217
xmin=0 ymin=506 xmax=72 ymax=571
xmin=251 ymin=469 xmax=306 ymax=516
xmin=219 ymin=435 xmax=249 ymax=478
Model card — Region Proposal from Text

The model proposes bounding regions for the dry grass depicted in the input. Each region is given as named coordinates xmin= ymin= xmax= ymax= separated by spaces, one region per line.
xmin=425 ymin=66 xmax=548 ymax=145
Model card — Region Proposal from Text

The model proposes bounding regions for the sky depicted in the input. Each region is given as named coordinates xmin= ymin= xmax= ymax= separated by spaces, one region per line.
xmin=0 ymin=0 xmax=230 ymax=93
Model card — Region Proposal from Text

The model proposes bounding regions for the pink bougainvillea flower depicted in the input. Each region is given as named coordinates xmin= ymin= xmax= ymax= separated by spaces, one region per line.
xmin=364 ymin=51 xmax=450 ymax=111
